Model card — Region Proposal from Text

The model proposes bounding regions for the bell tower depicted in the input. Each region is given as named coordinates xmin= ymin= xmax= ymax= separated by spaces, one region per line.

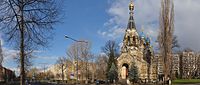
xmin=121 ymin=0 xmax=139 ymax=53
xmin=117 ymin=0 xmax=157 ymax=83
xmin=118 ymin=0 xmax=142 ymax=81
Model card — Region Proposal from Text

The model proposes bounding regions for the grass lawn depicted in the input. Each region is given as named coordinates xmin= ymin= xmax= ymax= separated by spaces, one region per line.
xmin=172 ymin=79 xmax=200 ymax=84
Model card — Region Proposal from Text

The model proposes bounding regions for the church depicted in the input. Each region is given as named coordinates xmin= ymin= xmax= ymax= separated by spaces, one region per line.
xmin=117 ymin=1 xmax=157 ymax=82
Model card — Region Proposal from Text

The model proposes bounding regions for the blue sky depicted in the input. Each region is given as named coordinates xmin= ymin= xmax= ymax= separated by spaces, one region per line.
xmin=2 ymin=0 xmax=200 ymax=74
xmin=2 ymin=0 xmax=116 ymax=73
xmin=31 ymin=0 xmax=111 ymax=66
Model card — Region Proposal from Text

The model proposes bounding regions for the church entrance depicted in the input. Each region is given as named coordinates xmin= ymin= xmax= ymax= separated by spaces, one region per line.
xmin=121 ymin=63 xmax=129 ymax=79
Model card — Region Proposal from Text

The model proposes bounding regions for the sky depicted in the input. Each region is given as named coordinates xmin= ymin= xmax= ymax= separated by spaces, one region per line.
xmin=1 ymin=0 xmax=200 ymax=75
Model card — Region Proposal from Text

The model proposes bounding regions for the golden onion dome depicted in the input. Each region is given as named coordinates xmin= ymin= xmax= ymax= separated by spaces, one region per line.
xmin=129 ymin=1 xmax=134 ymax=11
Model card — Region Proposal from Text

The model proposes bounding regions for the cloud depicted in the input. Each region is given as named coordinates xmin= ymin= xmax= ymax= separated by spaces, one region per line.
xmin=174 ymin=0 xmax=200 ymax=51
xmin=98 ymin=0 xmax=129 ymax=39
xmin=37 ymin=55 xmax=58 ymax=60
xmin=0 ymin=47 xmax=19 ymax=75
xmin=2 ymin=48 xmax=44 ymax=65
xmin=105 ymin=0 xmax=129 ymax=26
xmin=2 ymin=48 xmax=18 ymax=65
xmin=1 ymin=47 xmax=58 ymax=74
xmin=99 ymin=0 xmax=200 ymax=51
xmin=98 ymin=27 xmax=125 ymax=39
xmin=98 ymin=0 xmax=160 ymax=39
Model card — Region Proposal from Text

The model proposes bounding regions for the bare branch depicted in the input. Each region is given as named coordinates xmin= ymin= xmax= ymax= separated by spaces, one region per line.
xmin=0 ymin=0 xmax=63 ymax=84
xmin=158 ymin=0 xmax=174 ymax=80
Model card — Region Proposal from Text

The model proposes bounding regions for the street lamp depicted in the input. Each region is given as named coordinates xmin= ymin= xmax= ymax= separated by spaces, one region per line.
xmin=65 ymin=35 xmax=88 ymax=84
xmin=65 ymin=35 xmax=88 ymax=43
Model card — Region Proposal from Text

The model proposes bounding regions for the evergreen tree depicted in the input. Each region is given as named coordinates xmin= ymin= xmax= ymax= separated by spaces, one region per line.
xmin=128 ymin=63 xmax=139 ymax=83
xmin=101 ymin=40 xmax=119 ymax=78
xmin=175 ymin=70 xmax=179 ymax=79
xmin=108 ymin=63 xmax=118 ymax=82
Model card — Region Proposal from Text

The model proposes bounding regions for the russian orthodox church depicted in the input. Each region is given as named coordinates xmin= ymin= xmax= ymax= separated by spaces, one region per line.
xmin=117 ymin=1 xmax=157 ymax=82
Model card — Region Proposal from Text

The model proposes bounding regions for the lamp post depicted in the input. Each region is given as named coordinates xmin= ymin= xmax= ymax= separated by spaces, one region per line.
xmin=65 ymin=35 xmax=88 ymax=84
xmin=65 ymin=35 xmax=88 ymax=43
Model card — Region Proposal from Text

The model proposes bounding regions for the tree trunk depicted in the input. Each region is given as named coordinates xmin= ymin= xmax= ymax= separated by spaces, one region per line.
xmin=86 ymin=61 xmax=88 ymax=82
xmin=20 ymin=18 xmax=25 ymax=85
xmin=20 ymin=0 xmax=25 ymax=85
xmin=62 ymin=65 xmax=64 ymax=81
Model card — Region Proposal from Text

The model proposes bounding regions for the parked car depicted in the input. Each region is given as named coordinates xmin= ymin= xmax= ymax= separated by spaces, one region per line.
xmin=95 ymin=80 xmax=106 ymax=84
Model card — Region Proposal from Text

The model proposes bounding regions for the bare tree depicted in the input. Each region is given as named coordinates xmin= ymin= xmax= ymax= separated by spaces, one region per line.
xmin=67 ymin=42 xmax=80 ymax=62
xmin=26 ymin=67 xmax=39 ymax=79
xmin=66 ymin=40 xmax=91 ymax=81
xmin=45 ymin=70 xmax=55 ymax=80
xmin=158 ymin=0 xmax=174 ymax=81
xmin=95 ymin=54 xmax=108 ymax=80
xmin=90 ymin=54 xmax=97 ymax=82
xmin=0 ymin=0 xmax=62 ymax=84
xmin=66 ymin=42 xmax=80 ymax=81
xmin=101 ymin=40 xmax=119 ymax=79
xmin=156 ymin=35 xmax=180 ymax=52
xmin=13 ymin=50 xmax=36 ymax=73
xmin=172 ymin=35 xmax=180 ymax=50
xmin=79 ymin=41 xmax=92 ymax=81
xmin=56 ymin=56 xmax=67 ymax=81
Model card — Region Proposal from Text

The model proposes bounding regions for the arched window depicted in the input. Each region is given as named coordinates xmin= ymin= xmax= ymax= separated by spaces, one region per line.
xmin=133 ymin=36 xmax=135 ymax=42
xmin=128 ymin=36 xmax=130 ymax=41
xmin=133 ymin=36 xmax=136 ymax=45
xmin=128 ymin=36 xmax=130 ymax=45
